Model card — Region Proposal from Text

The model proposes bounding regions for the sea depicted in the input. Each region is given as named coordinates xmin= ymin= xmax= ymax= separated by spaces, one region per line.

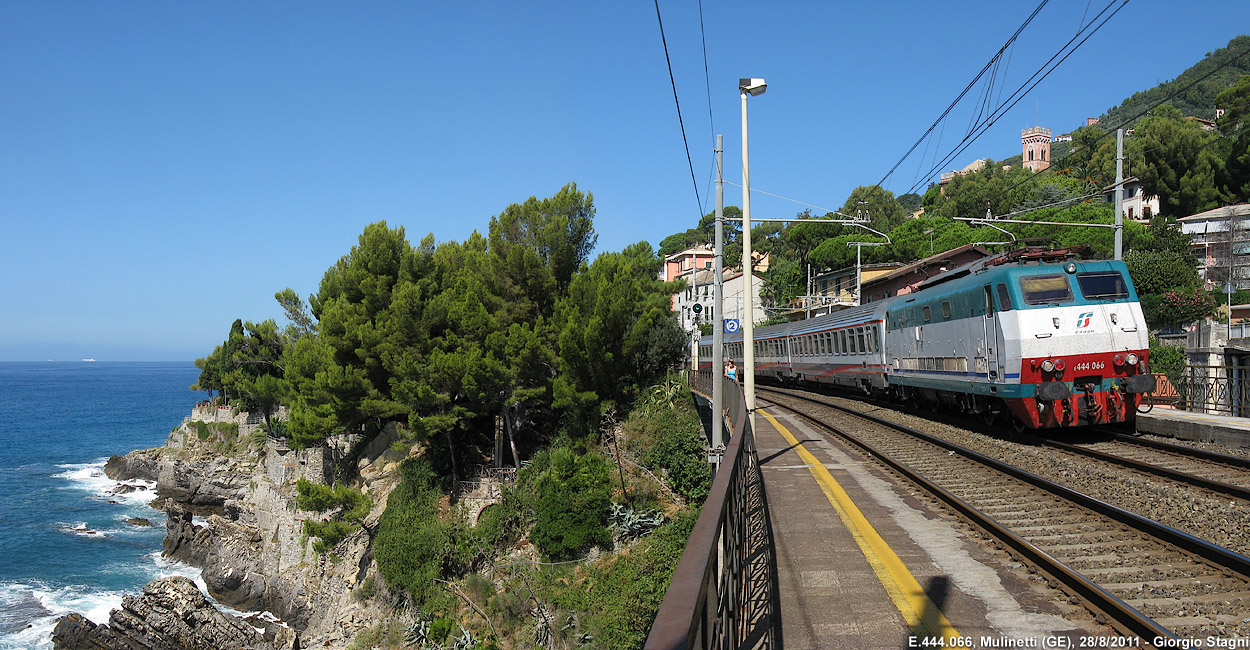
xmin=0 ymin=362 xmax=206 ymax=649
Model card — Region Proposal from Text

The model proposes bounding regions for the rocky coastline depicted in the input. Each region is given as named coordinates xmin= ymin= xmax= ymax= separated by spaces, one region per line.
xmin=51 ymin=408 xmax=410 ymax=650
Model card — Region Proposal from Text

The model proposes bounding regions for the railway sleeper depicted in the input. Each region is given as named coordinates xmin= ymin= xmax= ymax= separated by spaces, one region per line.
xmin=1101 ymin=576 xmax=1231 ymax=592
xmin=1076 ymin=562 xmax=1211 ymax=579
xmin=1126 ymin=591 xmax=1250 ymax=607
xmin=1063 ymin=551 xmax=1192 ymax=567
xmin=1149 ymin=615 xmax=1218 ymax=630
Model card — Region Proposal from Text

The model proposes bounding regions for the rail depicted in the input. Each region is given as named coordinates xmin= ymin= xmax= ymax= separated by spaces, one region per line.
xmin=643 ymin=371 xmax=778 ymax=650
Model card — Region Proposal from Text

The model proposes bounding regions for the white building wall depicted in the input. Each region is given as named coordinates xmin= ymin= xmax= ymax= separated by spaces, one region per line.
xmin=674 ymin=272 xmax=766 ymax=331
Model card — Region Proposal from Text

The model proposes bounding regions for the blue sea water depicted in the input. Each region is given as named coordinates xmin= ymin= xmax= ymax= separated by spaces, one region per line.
xmin=0 ymin=362 xmax=202 ymax=649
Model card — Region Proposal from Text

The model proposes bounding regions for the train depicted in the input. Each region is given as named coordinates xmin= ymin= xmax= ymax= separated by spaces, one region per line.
xmin=698 ymin=248 xmax=1157 ymax=430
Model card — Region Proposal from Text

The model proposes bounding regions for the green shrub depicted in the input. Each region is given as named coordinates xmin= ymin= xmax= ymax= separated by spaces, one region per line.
xmin=303 ymin=519 xmax=356 ymax=554
xmin=295 ymin=478 xmax=371 ymax=522
xmin=541 ymin=510 xmax=698 ymax=649
xmin=530 ymin=448 xmax=613 ymax=561
xmin=374 ymin=458 xmax=454 ymax=607
xmin=475 ymin=483 xmax=532 ymax=551
xmin=626 ymin=389 xmax=711 ymax=503
xmin=1150 ymin=334 xmax=1186 ymax=378
xmin=429 ymin=617 xmax=454 ymax=644
xmin=296 ymin=479 xmax=372 ymax=553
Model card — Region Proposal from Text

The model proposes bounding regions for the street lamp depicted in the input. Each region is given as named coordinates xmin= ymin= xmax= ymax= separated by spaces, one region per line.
xmin=740 ymin=77 xmax=765 ymax=430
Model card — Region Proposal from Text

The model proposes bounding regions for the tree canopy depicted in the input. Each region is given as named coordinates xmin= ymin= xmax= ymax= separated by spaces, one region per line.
xmin=194 ymin=185 xmax=685 ymax=480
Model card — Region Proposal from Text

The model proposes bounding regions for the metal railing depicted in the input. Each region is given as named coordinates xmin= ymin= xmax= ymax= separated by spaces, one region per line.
xmin=1153 ymin=366 xmax=1250 ymax=416
xmin=644 ymin=372 xmax=778 ymax=650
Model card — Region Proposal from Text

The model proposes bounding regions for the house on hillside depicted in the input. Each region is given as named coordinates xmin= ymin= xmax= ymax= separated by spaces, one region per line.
xmin=1179 ymin=204 xmax=1250 ymax=291
xmin=673 ymin=268 xmax=766 ymax=332
xmin=660 ymin=246 xmax=714 ymax=283
xmin=1102 ymin=176 xmax=1161 ymax=223
xmin=860 ymin=244 xmax=993 ymax=304
xmin=775 ymin=263 xmax=904 ymax=321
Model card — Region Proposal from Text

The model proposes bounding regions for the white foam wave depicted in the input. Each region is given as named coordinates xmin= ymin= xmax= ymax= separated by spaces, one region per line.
xmin=52 ymin=460 xmax=157 ymax=508
xmin=0 ymin=580 xmax=125 ymax=650
xmin=146 ymin=553 xmax=255 ymax=620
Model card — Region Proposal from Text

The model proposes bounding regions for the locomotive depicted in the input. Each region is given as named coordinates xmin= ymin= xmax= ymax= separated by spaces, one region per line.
xmin=699 ymin=248 xmax=1156 ymax=430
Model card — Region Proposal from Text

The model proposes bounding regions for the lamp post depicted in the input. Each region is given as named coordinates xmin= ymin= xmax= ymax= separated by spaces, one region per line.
xmin=739 ymin=77 xmax=765 ymax=430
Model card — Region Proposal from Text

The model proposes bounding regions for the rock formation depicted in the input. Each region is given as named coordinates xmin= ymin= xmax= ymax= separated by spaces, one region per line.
xmin=51 ymin=576 xmax=289 ymax=650
xmin=53 ymin=412 xmax=410 ymax=649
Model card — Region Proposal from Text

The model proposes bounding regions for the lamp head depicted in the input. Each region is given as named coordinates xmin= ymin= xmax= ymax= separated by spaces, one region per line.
xmin=739 ymin=78 xmax=767 ymax=96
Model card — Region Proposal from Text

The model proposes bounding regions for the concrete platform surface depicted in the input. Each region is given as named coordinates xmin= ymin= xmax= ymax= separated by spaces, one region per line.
xmin=1136 ymin=408 xmax=1250 ymax=447
xmin=753 ymin=404 xmax=1092 ymax=649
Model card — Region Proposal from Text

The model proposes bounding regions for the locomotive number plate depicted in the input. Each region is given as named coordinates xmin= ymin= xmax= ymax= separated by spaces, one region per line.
xmin=1073 ymin=361 xmax=1105 ymax=371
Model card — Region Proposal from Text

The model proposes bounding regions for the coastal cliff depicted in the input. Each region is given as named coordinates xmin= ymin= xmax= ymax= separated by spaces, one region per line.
xmin=53 ymin=407 xmax=409 ymax=650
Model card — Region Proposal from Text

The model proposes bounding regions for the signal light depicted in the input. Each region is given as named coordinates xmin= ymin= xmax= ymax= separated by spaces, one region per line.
xmin=1114 ymin=354 xmax=1126 ymax=366
xmin=1054 ymin=359 xmax=1066 ymax=371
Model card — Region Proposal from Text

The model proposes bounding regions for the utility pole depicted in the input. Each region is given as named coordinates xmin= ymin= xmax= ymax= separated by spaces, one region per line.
xmin=806 ymin=263 xmax=812 ymax=319
xmin=1114 ymin=128 xmax=1124 ymax=260
xmin=740 ymin=78 xmax=764 ymax=434
xmin=712 ymin=134 xmax=725 ymax=451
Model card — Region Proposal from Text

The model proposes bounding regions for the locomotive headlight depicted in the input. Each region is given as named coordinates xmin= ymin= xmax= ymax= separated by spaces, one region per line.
xmin=1040 ymin=359 xmax=1055 ymax=372
xmin=1126 ymin=352 xmax=1139 ymax=366
xmin=1065 ymin=262 xmax=1077 ymax=274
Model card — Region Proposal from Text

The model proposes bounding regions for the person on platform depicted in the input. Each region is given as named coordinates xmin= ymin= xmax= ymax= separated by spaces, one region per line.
xmin=725 ymin=359 xmax=738 ymax=382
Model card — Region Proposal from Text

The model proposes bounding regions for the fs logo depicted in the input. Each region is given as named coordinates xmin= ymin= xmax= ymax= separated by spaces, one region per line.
xmin=1076 ymin=312 xmax=1094 ymax=329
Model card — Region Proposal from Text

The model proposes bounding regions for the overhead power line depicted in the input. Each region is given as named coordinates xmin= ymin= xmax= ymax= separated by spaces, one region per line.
xmin=653 ymin=0 xmax=703 ymax=218
xmin=876 ymin=0 xmax=1051 ymax=189
xmin=903 ymin=0 xmax=1129 ymax=197
xmin=990 ymin=46 xmax=1250 ymax=201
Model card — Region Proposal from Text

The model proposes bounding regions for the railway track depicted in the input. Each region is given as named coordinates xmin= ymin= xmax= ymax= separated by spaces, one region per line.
xmin=760 ymin=386 xmax=1250 ymax=644
xmin=1040 ymin=432 xmax=1250 ymax=502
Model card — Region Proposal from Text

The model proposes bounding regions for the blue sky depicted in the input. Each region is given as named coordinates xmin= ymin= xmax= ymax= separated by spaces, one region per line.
xmin=3 ymin=1 xmax=1247 ymax=361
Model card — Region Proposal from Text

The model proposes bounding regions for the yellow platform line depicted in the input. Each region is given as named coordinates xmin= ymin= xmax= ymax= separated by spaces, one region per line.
xmin=760 ymin=409 xmax=961 ymax=642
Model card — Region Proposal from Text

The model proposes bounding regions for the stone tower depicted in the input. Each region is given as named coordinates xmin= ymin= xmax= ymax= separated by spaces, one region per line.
xmin=1022 ymin=126 xmax=1051 ymax=173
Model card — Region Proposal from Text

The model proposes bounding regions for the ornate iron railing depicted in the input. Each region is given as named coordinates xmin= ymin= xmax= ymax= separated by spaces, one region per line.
xmin=1155 ymin=366 xmax=1250 ymax=416
xmin=644 ymin=372 xmax=778 ymax=650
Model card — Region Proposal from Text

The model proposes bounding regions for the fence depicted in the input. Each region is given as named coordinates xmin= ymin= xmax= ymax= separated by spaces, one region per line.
xmin=644 ymin=372 xmax=778 ymax=650
xmin=1152 ymin=366 xmax=1250 ymax=417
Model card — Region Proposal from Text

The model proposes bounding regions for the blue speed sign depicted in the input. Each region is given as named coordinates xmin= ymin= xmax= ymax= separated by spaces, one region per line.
xmin=724 ymin=319 xmax=740 ymax=333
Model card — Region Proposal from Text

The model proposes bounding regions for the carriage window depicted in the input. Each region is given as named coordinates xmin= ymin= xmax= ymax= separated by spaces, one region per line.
xmin=941 ymin=301 xmax=952 ymax=319
xmin=856 ymin=327 xmax=866 ymax=354
xmin=996 ymin=283 xmax=1013 ymax=311
xmin=923 ymin=306 xmax=932 ymax=322
xmin=840 ymin=330 xmax=848 ymax=354
xmin=872 ymin=325 xmax=881 ymax=352
xmin=1077 ymin=271 xmax=1129 ymax=300
xmin=1020 ymin=274 xmax=1074 ymax=305
xmin=832 ymin=332 xmax=841 ymax=354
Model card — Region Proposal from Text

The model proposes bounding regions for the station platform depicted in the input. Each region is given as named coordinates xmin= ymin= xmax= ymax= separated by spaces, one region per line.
xmin=752 ymin=404 xmax=1092 ymax=649
xmin=1136 ymin=408 xmax=1250 ymax=447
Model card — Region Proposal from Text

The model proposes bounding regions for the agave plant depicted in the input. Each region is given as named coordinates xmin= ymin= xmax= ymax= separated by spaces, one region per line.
xmin=609 ymin=502 xmax=667 ymax=540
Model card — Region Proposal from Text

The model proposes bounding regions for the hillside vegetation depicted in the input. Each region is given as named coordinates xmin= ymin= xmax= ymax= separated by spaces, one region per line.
xmin=190 ymin=184 xmax=714 ymax=649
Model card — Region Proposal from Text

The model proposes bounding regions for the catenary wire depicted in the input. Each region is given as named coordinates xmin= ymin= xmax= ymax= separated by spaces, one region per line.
xmin=876 ymin=0 xmax=1051 ymax=190
xmin=904 ymin=0 xmax=1128 ymax=196
xmin=653 ymin=0 xmax=703 ymax=218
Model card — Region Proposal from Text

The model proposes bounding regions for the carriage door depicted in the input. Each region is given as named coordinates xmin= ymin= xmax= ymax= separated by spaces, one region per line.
xmin=983 ymin=285 xmax=1002 ymax=381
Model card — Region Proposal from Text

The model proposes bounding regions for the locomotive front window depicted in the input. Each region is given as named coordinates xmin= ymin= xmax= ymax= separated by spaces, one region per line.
xmin=1020 ymin=274 xmax=1074 ymax=305
xmin=1077 ymin=271 xmax=1129 ymax=300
